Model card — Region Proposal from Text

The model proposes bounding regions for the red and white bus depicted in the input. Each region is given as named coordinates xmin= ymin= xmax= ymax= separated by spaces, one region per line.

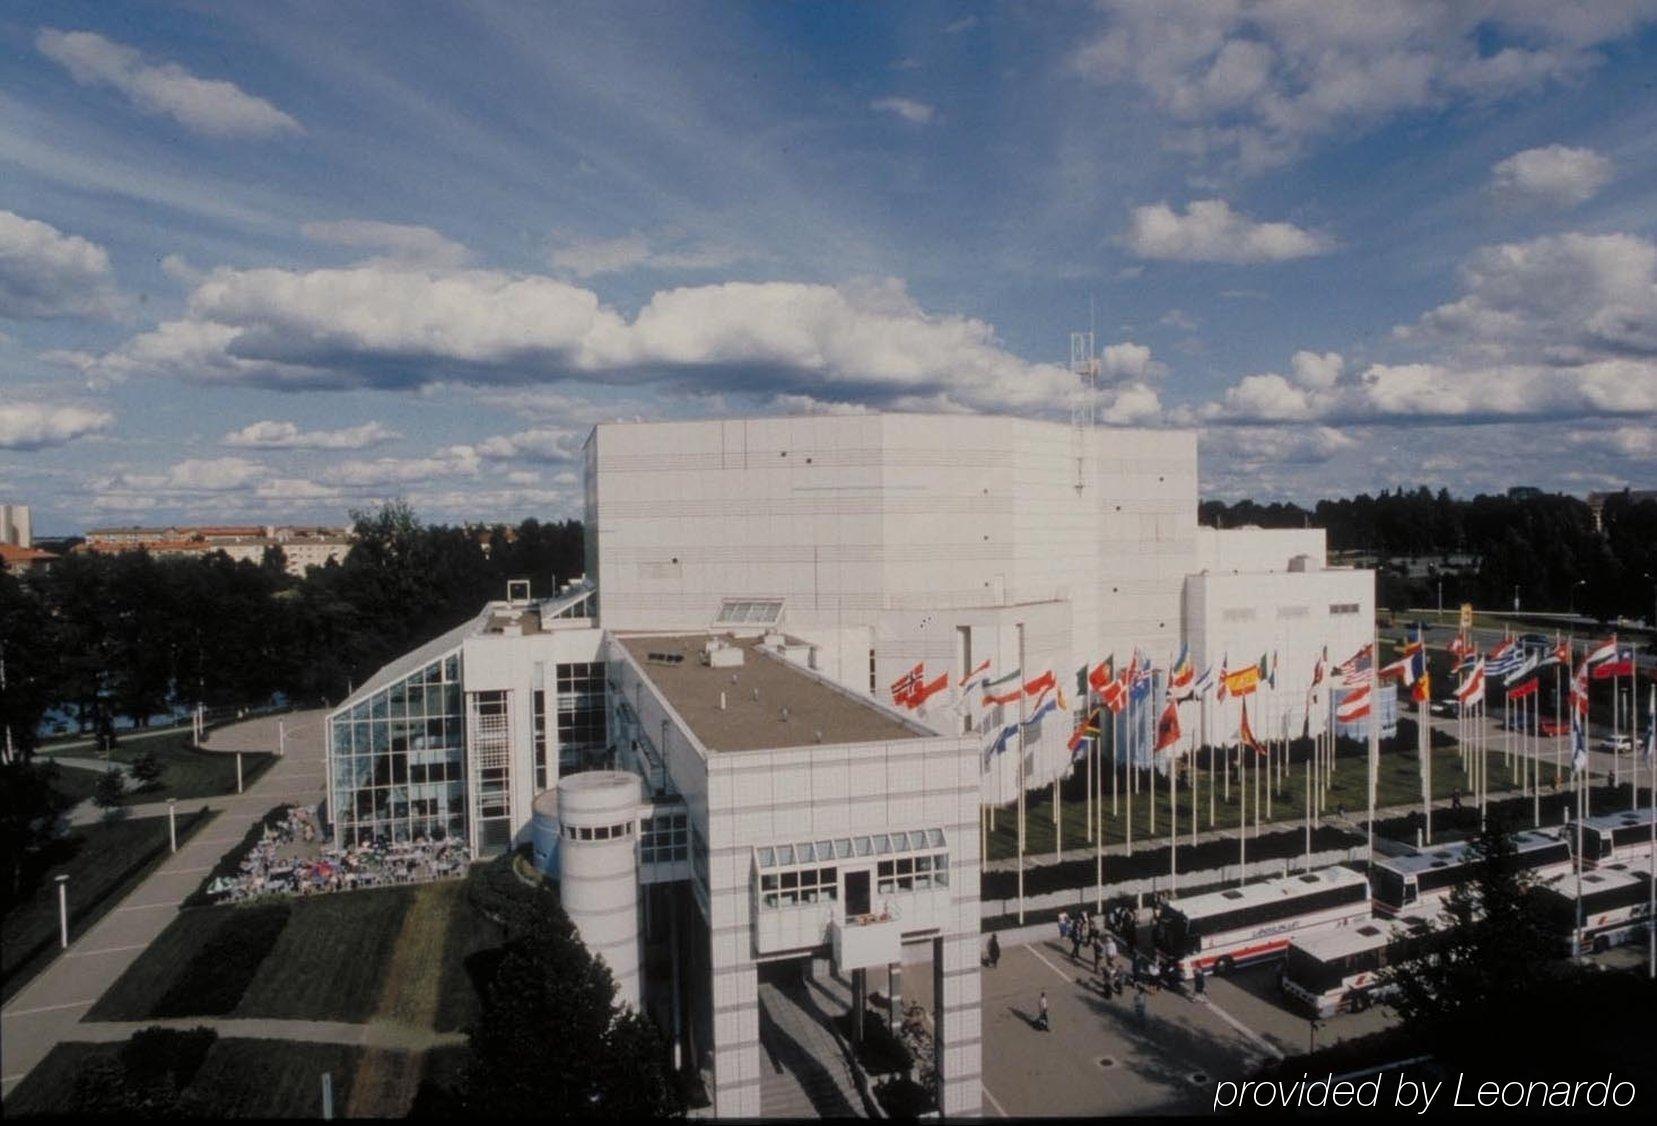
xmin=1538 ymin=855 xmax=1655 ymax=957
xmin=1368 ymin=830 xmax=1572 ymax=916
xmin=1153 ymin=866 xmax=1370 ymax=980
xmin=1280 ymin=907 xmax=1439 ymax=1018
xmin=1574 ymin=808 xmax=1657 ymax=868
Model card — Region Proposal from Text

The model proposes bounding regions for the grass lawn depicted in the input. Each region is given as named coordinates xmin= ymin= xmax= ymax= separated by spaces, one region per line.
xmin=1 ymin=809 xmax=214 ymax=1003
xmin=38 ymin=729 xmax=274 ymax=806
xmin=87 ymin=903 xmax=292 ymax=1021
xmin=46 ymin=763 xmax=104 ymax=807
xmin=1 ymin=1041 xmax=124 ymax=1115
xmin=985 ymin=738 xmax=1515 ymax=862
xmin=234 ymin=886 xmax=414 ymax=1022
xmin=2 ymin=1035 xmax=366 ymax=1118
xmin=186 ymin=1037 xmax=363 ymax=1118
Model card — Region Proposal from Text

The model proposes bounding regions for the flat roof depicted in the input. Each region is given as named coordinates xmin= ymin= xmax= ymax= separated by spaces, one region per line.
xmin=1374 ymin=829 xmax=1563 ymax=876
xmin=617 ymin=633 xmax=929 ymax=753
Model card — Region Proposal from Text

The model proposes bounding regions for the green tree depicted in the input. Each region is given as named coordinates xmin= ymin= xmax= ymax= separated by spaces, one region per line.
xmin=1381 ymin=811 xmax=1565 ymax=1044
xmin=0 ymin=758 xmax=73 ymax=900
xmin=93 ymin=767 xmax=126 ymax=809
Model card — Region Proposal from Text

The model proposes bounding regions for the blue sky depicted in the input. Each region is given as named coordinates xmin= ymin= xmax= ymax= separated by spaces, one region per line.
xmin=4 ymin=1 xmax=1655 ymax=534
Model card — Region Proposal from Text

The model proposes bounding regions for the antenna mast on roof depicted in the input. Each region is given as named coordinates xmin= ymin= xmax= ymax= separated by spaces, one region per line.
xmin=1069 ymin=295 xmax=1099 ymax=491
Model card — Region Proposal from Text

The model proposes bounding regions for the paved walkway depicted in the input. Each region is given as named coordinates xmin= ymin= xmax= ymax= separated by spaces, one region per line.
xmin=0 ymin=709 xmax=329 ymax=1097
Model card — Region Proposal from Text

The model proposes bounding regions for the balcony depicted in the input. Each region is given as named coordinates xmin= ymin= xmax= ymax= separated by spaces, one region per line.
xmin=831 ymin=912 xmax=902 ymax=972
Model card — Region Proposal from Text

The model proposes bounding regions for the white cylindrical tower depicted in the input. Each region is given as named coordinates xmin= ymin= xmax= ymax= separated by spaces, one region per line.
xmin=556 ymin=770 xmax=643 ymax=1007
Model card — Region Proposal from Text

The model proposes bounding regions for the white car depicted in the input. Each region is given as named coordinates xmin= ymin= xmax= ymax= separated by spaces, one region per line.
xmin=1599 ymin=734 xmax=1632 ymax=753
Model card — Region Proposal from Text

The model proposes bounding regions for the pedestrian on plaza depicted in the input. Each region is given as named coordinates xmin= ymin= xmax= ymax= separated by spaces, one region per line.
xmin=1058 ymin=911 xmax=1070 ymax=942
xmin=1133 ymin=987 xmax=1148 ymax=1026
xmin=1036 ymin=990 xmax=1050 ymax=1031
xmin=1071 ymin=923 xmax=1083 ymax=961
xmin=1092 ymin=936 xmax=1103 ymax=974
xmin=1193 ymin=964 xmax=1206 ymax=998
xmin=1103 ymin=933 xmax=1118 ymax=968
xmin=987 ymin=932 xmax=1001 ymax=969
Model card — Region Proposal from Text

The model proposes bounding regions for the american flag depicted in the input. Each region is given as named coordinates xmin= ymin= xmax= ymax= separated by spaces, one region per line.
xmin=1336 ymin=643 xmax=1373 ymax=687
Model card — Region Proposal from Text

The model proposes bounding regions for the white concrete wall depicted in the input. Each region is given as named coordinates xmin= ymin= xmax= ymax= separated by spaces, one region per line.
xmin=1195 ymin=526 xmax=1326 ymax=572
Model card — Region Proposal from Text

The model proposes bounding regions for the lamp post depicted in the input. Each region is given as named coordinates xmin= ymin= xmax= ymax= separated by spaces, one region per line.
xmin=56 ymin=874 xmax=69 ymax=948
xmin=168 ymin=798 xmax=178 ymax=853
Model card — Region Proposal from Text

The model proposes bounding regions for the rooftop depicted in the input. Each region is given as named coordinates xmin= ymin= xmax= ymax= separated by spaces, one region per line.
xmin=617 ymin=633 xmax=929 ymax=753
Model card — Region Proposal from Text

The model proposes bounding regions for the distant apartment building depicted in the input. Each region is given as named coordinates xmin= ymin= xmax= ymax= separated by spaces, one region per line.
xmin=1 ymin=504 xmax=32 ymax=548
xmin=1586 ymin=488 xmax=1657 ymax=533
xmin=78 ymin=524 xmax=354 ymax=576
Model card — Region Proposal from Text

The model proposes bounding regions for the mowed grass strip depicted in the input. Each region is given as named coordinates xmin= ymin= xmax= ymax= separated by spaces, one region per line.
xmin=235 ymin=885 xmax=412 ymax=1022
xmin=86 ymin=903 xmax=291 ymax=1021
xmin=1 ymin=1041 xmax=124 ymax=1115
xmin=184 ymin=1037 xmax=363 ymax=1118
xmin=434 ymin=871 xmax=504 ymax=1033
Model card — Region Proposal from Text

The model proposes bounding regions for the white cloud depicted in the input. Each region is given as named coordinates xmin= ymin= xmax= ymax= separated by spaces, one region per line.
xmin=547 ymin=232 xmax=741 ymax=278
xmin=1124 ymin=200 xmax=1330 ymax=264
xmin=37 ymin=29 xmax=302 ymax=139
xmin=1203 ymin=425 xmax=1355 ymax=469
xmin=870 ymin=97 xmax=937 ymax=124
xmin=944 ymin=15 xmax=979 ymax=34
xmin=1071 ymin=3 xmax=1655 ymax=170
xmin=85 ymin=266 xmax=1088 ymax=413
xmin=301 ymin=220 xmax=469 ymax=267
xmin=1289 ymin=350 xmax=1343 ymax=389
xmin=222 ymin=419 xmax=400 ymax=450
xmin=1491 ymin=145 xmax=1613 ymax=208
xmin=1571 ymin=426 xmax=1657 ymax=459
xmin=0 ymin=402 xmax=114 ymax=449
xmin=475 ymin=427 xmax=584 ymax=463
xmin=0 ymin=209 xmax=121 ymax=319
xmin=321 ymin=447 xmax=481 ymax=487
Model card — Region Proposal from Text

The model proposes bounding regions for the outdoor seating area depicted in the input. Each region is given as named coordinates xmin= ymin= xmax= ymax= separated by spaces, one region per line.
xmin=204 ymin=806 xmax=471 ymax=902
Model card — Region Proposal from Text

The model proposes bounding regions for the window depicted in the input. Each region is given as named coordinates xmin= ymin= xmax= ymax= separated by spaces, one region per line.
xmin=755 ymin=830 xmax=949 ymax=911
xmin=1330 ymin=603 xmax=1361 ymax=616
xmin=1222 ymin=608 xmax=1256 ymax=622
xmin=1277 ymin=605 xmax=1309 ymax=619
xmin=533 ymin=688 xmax=548 ymax=790
xmin=641 ymin=813 xmax=688 ymax=863
xmin=715 ymin=599 xmax=783 ymax=625
xmin=556 ymin=662 xmax=607 ymax=772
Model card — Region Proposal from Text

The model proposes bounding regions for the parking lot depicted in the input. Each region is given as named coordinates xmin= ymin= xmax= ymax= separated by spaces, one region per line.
xmin=901 ymin=933 xmax=1399 ymax=1116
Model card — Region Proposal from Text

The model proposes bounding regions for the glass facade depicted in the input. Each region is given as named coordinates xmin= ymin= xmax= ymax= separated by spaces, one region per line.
xmin=555 ymin=661 xmax=607 ymax=772
xmin=329 ymin=650 xmax=466 ymax=845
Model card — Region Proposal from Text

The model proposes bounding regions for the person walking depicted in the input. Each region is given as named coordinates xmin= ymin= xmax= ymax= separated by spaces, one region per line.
xmin=1071 ymin=922 xmax=1083 ymax=961
xmin=987 ymin=931 xmax=1001 ymax=969
xmin=1036 ymin=990 xmax=1050 ymax=1031
xmin=1133 ymin=986 xmax=1148 ymax=1026
xmin=1103 ymin=933 xmax=1118 ymax=969
xmin=1193 ymin=963 xmax=1206 ymax=999
xmin=1092 ymin=935 xmax=1103 ymax=974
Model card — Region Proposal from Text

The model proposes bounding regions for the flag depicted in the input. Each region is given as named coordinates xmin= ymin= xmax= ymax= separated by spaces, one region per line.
xmin=1239 ymin=699 xmax=1267 ymax=755
xmin=1267 ymin=651 xmax=1279 ymax=690
xmin=891 ymin=662 xmax=923 ymax=708
xmin=1455 ymin=660 xmax=1486 ymax=708
xmin=1568 ymin=661 xmax=1589 ymax=716
xmin=1024 ymin=669 xmax=1057 ymax=698
xmin=1571 ymin=712 xmax=1588 ymax=773
xmin=1378 ymin=653 xmax=1416 ymax=687
xmin=1507 ymin=675 xmax=1540 ymax=700
xmin=1311 ymin=647 xmax=1327 ymax=690
xmin=1448 ymin=635 xmax=1473 ymax=661
xmin=1501 ymin=649 xmax=1540 ymax=684
xmin=1337 ymin=643 xmax=1374 ymax=687
xmin=1169 ymin=645 xmax=1193 ymax=693
xmin=1487 ymin=637 xmax=1516 ymax=663
xmin=1551 ymin=638 xmax=1570 ymax=666
xmin=1336 ymin=683 xmax=1372 ymax=723
xmin=1584 ymin=636 xmax=1617 ymax=667
xmin=984 ymin=722 xmax=1020 ymax=762
xmin=981 ymin=684 xmax=1022 ymax=707
xmin=912 ymin=670 xmax=949 ymax=708
xmin=1216 ymin=654 xmax=1230 ymax=701
xmin=958 ymin=658 xmax=992 ymax=691
xmin=1130 ymin=665 xmax=1154 ymax=705
xmin=1590 ymin=645 xmax=1634 ymax=680
xmin=1154 ymin=699 xmax=1181 ymax=754
xmin=1068 ymin=708 xmax=1101 ymax=754
xmin=1024 ymin=696 xmax=1059 ymax=728
xmin=1222 ymin=658 xmax=1263 ymax=698
xmin=1190 ymin=664 xmax=1214 ymax=698
xmin=1100 ymin=675 xmax=1128 ymax=714
xmin=1087 ymin=658 xmax=1114 ymax=694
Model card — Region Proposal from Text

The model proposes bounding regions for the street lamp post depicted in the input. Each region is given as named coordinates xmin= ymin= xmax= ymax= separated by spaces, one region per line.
xmin=168 ymin=798 xmax=178 ymax=853
xmin=56 ymin=874 xmax=69 ymax=948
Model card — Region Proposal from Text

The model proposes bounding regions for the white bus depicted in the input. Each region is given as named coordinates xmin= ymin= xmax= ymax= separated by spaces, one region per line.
xmin=1574 ymin=808 xmax=1657 ymax=868
xmin=1368 ymin=830 xmax=1572 ymax=916
xmin=1280 ymin=907 xmax=1439 ymax=1018
xmin=1152 ymin=866 xmax=1370 ymax=980
xmin=1539 ymin=855 xmax=1655 ymax=957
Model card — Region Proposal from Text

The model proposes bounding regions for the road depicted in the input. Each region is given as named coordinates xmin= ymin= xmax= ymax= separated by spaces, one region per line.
xmin=0 ymin=710 xmax=329 ymax=1098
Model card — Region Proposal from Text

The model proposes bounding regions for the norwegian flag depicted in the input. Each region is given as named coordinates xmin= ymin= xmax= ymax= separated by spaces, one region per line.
xmin=890 ymin=662 xmax=924 ymax=709
xmin=1337 ymin=644 xmax=1374 ymax=687
xmin=1568 ymin=661 xmax=1590 ymax=717
xmin=1448 ymin=635 xmax=1473 ymax=661
xmin=1087 ymin=658 xmax=1114 ymax=695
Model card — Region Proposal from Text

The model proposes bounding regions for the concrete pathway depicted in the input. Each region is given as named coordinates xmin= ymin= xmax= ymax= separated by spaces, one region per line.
xmin=0 ymin=709 xmax=329 ymax=1098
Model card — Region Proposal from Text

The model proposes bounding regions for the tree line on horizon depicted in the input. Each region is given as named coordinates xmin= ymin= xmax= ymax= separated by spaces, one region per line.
xmin=1201 ymin=486 xmax=1656 ymax=620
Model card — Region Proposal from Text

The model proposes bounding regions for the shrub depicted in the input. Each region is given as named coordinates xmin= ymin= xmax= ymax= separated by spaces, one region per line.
xmin=93 ymin=768 xmax=126 ymax=809
xmin=130 ymin=751 xmax=163 ymax=789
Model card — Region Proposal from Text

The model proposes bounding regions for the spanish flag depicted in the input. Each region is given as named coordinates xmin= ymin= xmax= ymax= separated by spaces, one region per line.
xmin=1222 ymin=654 xmax=1266 ymax=698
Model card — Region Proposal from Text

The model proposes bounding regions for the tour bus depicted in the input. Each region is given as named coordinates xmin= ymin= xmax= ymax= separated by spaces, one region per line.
xmin=1152 ymin=866 xmax=1370 ymax=980
xmin=1280 ymin=906 xmax=1440 ymax=1018
xmin=1368 ymin=830 xmax=1572 ymax=916
xmin=1537 ymin=855 xmax=1655 ymax=956
xmin=1574 ymin=808 xmax=1657 ymax=868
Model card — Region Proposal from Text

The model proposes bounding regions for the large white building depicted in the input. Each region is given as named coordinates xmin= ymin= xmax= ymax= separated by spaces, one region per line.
xmin=324 ymin=412 xmax=1374 ymax=1118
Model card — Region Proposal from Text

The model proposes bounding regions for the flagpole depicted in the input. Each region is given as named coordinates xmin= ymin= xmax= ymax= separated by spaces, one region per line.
xmin=1368 ymin=630 xmax=1379 ymax=866
xmin=1190 ymin=711 xmax=1198 ymax=847
xmin=1631 ymin=643 xmax=1641 ymax=813
xmin=1169 ymin=734 xmax=1177 ymax=897
xmin=1095 ymin=727 xmax=1104 ymax=917
xmin=1238 ymin=726 xmax=1247 ymax=885
xmin=1304 ymin=756 xmax=1312 ymax=870
xmin=1644 ymin=681 xmax=1653 ymax=981
xmin=1017 ymin=622 xmax=1026 ymax=925
xmin=1555 ymin=631 xmax=1564 ymax=787
xmin=1206 ymin=689 xmax=1215 ymax=829
xmin=1087 ymin=681 xmax=1094 ymax=843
